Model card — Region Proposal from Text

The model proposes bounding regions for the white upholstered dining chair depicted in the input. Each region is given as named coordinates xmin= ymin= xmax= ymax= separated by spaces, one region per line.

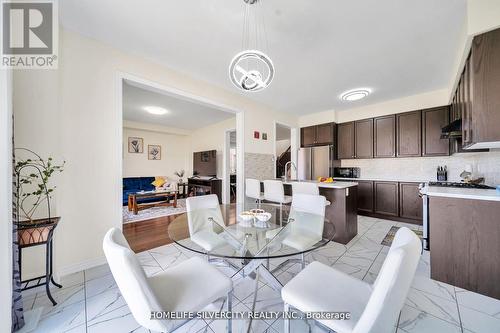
xmin=266 ymin=193 xmax=326 ymax=269
xmin=291 ymin=181 xmax=331 ymax=206
xmin=186 ymin=194 xmax=227 ymax=253
xmin=281 ymin=227 xmax=421 ymax=333
xmin=103 ymin=228 xmax=233 ymax=333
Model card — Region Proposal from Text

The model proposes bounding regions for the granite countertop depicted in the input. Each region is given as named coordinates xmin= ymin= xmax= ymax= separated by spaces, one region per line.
xmin=421 ymin=186 xmax=500 ymax=202
xmin=275 ymin=179 xmax=358 ymax=189
xmin=333 ymin=177 xmax=428 ymax=183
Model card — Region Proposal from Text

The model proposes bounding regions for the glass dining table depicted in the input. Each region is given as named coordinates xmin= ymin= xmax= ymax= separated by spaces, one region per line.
xmin=167 ymin=202 xmax=336 ymax=293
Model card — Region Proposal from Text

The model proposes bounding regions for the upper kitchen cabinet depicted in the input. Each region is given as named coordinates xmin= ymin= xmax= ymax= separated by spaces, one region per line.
xmin=355 ymin=119 xmax=374 ymax=159
xmin=422 ymin=106 xmax=450 ymax=156
xmin=316 ymin=123 xmax=335 ymax=145
xmin=462 ymin=27 xmax=500 ymax=149
xmin=337 ymin=122 xmax=355 ymax=159
xmin=397 ymin=111 xmax=422 ymax=157
xmin=374 ymin=115 xmax=396 ymax=158
xmin=300 ymin=123 xmax=335 ymax=147
xmin=301 ymin=126 xmax=316 ymax=147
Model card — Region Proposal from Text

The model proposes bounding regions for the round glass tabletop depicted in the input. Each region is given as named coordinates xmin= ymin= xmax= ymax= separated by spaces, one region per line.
xmin=168 ymin=202 xmax=335 ymax=260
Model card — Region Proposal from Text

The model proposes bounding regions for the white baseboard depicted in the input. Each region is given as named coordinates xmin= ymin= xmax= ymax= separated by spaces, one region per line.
xmin=55 ymin=256 xmax=107 ymax=281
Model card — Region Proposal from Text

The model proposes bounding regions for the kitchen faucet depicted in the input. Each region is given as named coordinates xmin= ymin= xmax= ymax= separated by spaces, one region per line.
xmin=284 ymin=161 xmax=297 ymax=182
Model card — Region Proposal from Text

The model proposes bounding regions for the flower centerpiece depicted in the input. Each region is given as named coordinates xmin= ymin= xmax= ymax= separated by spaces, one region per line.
xmin=174 ymin=170 xmax=185 ymax=184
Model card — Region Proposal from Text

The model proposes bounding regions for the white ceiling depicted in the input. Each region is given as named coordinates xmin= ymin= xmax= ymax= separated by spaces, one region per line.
xmin=122 ymin=80 xmax=234 ymax=130
xmin=60 ymin=0 xmax=466 ymax=115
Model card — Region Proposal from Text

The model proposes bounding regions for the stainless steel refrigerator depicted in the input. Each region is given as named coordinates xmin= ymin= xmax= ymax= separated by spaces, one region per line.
xmin=298 ymin=145 xmax=333 ymax=180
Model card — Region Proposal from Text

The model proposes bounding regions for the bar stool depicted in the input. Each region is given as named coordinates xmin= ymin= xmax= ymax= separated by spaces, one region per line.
xmin=245 ymin=178 xmax=264 ymax=205
xmin=291 ymin=182 xmax=331 ymax=206
xmin=263 ymin=180 xmax=292 ymax=224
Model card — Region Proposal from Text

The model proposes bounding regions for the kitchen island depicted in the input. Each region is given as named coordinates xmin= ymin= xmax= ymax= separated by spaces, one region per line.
xmin=263 ymin=180 xmax=359 ymax=244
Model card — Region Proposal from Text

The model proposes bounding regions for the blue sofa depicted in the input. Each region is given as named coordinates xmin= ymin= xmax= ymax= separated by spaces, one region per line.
xmin=123 ymin=177 xmax=160 ymax=206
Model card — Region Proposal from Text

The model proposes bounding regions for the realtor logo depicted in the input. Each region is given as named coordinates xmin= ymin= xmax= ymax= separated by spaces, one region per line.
xmin=2 ymin=0 xmax=58 ymax=69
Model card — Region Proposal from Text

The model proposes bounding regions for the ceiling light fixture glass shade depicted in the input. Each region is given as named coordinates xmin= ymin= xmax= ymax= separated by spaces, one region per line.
xmin=143 ymin=106 xmax=168 ymax=115
xmin=340 ymin=89 xmax=372 ymax=101
xmin=230 ymin=0 xmax=274 ymax=92
xmin=229 ymin=50 xmax=274 ymax=92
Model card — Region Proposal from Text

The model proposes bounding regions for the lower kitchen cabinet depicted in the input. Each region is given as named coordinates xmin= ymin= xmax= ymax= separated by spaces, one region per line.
xmin=357 ymin=180 xmax=374 ymax=213
xmin=429 ymin=196 xmax=500 ymax=300
xmin=399 ymin=182 xmax=423 ymax=222
xmin=374 ymin=181 xmax=399 ymax=216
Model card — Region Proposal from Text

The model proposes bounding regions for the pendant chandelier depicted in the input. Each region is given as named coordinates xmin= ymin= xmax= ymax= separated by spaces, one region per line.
xmin=229 ymin=0 xmax=274 ymax=92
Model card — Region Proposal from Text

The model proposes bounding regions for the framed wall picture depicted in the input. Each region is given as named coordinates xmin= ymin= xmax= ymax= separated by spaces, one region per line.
xmin=128 ymin=137 xmax=144 ymax=153
xmin=148 ymin=145 xmax=161 ymax=160
xmin=254 ymin=131 xmax=260 ymax=139
xmin=262 ymin=133 xmax=268 ymax=140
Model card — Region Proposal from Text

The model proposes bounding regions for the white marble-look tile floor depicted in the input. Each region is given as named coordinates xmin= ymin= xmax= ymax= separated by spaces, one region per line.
xmin=22 ymin=216 xmax=500 ymax=333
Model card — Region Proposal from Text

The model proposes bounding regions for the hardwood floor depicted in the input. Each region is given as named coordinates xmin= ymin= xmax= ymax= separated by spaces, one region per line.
xmin=123 ymin=214 xmax=185 ymax=253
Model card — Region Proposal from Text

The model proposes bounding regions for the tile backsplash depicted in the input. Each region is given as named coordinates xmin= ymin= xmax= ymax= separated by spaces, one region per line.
xmin=341 ymin=150 xmax=500 ymax=185
xmin=245 ymin=153 xmax=274 ymax=180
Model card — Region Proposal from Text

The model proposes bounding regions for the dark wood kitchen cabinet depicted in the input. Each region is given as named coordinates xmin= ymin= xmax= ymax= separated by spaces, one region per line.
xmin=355 ymin=119 xmax=374 ymax=159
xmin=465 ymin=27 xmax=500 ymax=149
xmin=429 ymin=196 xmax=500 ymax=300
xmin=300 ymin=123 xmax=335 ymax=147
xmin=357 ymin=180 xmax=374 ymax=213
xmin=301 ymin=126 xmax=316 ymax=147
xmin=374 ymin=115 xmax=396 ymax=158
xmin=397 ymin=111 xmax=422 ymax=157
xmin=337 ymin=122 xmax=355 ymax=159
xmin=399 ymin=182 xmax=423 ymax=223
xmin=374 ymin=181 xmax=399 ymax=216
xmin=316 ymin=123 xmax=335 ymax=145
xmin=422 ymin=106 xmax=450 ymax=156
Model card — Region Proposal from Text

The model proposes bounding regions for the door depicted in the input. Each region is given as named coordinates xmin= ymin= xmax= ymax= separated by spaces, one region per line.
xmin=357 ymin=180 xmax=374 ymax=213
xmin=315 ymin=123 xmax=334 ymax=145
xmin=338 ymin=122 xmax=355 ymax=159
xmin=399 ymin=182 xmax=423 ymax=222
xmin=374 ymin=181 xmax=399 ymax=216
xmin=301 ymin=126 xmax=316 ymax=147
xmin=355 ymin=119 xmax=374 ymax=159
xmin=298 ymin=148 xmax=312 ymax=180
xmin=312 ymin=146 xmax=331 ymax=179
xmin=422 ymin=106 xmax=450 ymax=156
xmin=397 ymin=111 xmax=422 ymax=157
xmin=374 ymin=115 xmax=396 ymax=158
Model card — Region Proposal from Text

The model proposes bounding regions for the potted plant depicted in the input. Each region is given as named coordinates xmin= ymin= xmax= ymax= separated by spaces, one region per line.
xmin=174 ymin=170 xmax=185 ymax=184
xmin=14 ymin=149 xmax=64 ymax=245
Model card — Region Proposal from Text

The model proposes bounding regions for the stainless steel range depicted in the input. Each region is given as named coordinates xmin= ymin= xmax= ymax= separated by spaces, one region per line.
xmin=420 ymin=181 xmax=495 ymax=250
xmin=427 ymin=181 xmax=495 ymax=189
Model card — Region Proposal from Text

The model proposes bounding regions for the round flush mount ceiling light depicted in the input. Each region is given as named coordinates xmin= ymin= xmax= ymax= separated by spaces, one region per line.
xmin=340 ymin=89 xmax=372 ymax=101
xmin=143 ymin=106 xmax=168 ymax=115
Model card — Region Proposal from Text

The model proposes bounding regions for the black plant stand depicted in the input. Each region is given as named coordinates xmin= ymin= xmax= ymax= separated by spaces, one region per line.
xmin=17 ymin=217 xmax=62 ymax=306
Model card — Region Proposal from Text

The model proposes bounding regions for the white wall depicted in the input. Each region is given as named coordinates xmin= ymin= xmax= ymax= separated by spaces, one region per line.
xmin=122 ymin=127 xmax=190 ymax=179
xmin=189 ymin=117 xmax=236 ymax=178
xmin=467 ymin=0 xmax=500 ymax=36
xmin=0 ymin=68 xmax=13 ymax=333
xmin=298 ymin=89 xmax=449 ymax=126
xmin=14 ymin=29 xmax=296 ymax=278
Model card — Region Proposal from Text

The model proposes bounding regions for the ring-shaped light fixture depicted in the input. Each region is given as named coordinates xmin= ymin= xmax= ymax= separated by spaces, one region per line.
xmin=229 ymin=50 xmax=274 ymax=92
xmin=340 ymin=89 xmax=372 ymax=101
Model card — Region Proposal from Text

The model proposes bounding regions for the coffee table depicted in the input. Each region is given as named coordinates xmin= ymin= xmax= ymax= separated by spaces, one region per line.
xmin=128 ymin=190 xmax=178 ymax=215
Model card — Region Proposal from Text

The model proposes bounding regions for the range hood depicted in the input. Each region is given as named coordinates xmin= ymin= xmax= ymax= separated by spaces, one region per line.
xmin=441 ymin=119 xmax=462 ymax=139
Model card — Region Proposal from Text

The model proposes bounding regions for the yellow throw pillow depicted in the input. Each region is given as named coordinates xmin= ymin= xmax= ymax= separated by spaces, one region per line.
xmin=152 ymin=177 xmax=166 ymax=188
